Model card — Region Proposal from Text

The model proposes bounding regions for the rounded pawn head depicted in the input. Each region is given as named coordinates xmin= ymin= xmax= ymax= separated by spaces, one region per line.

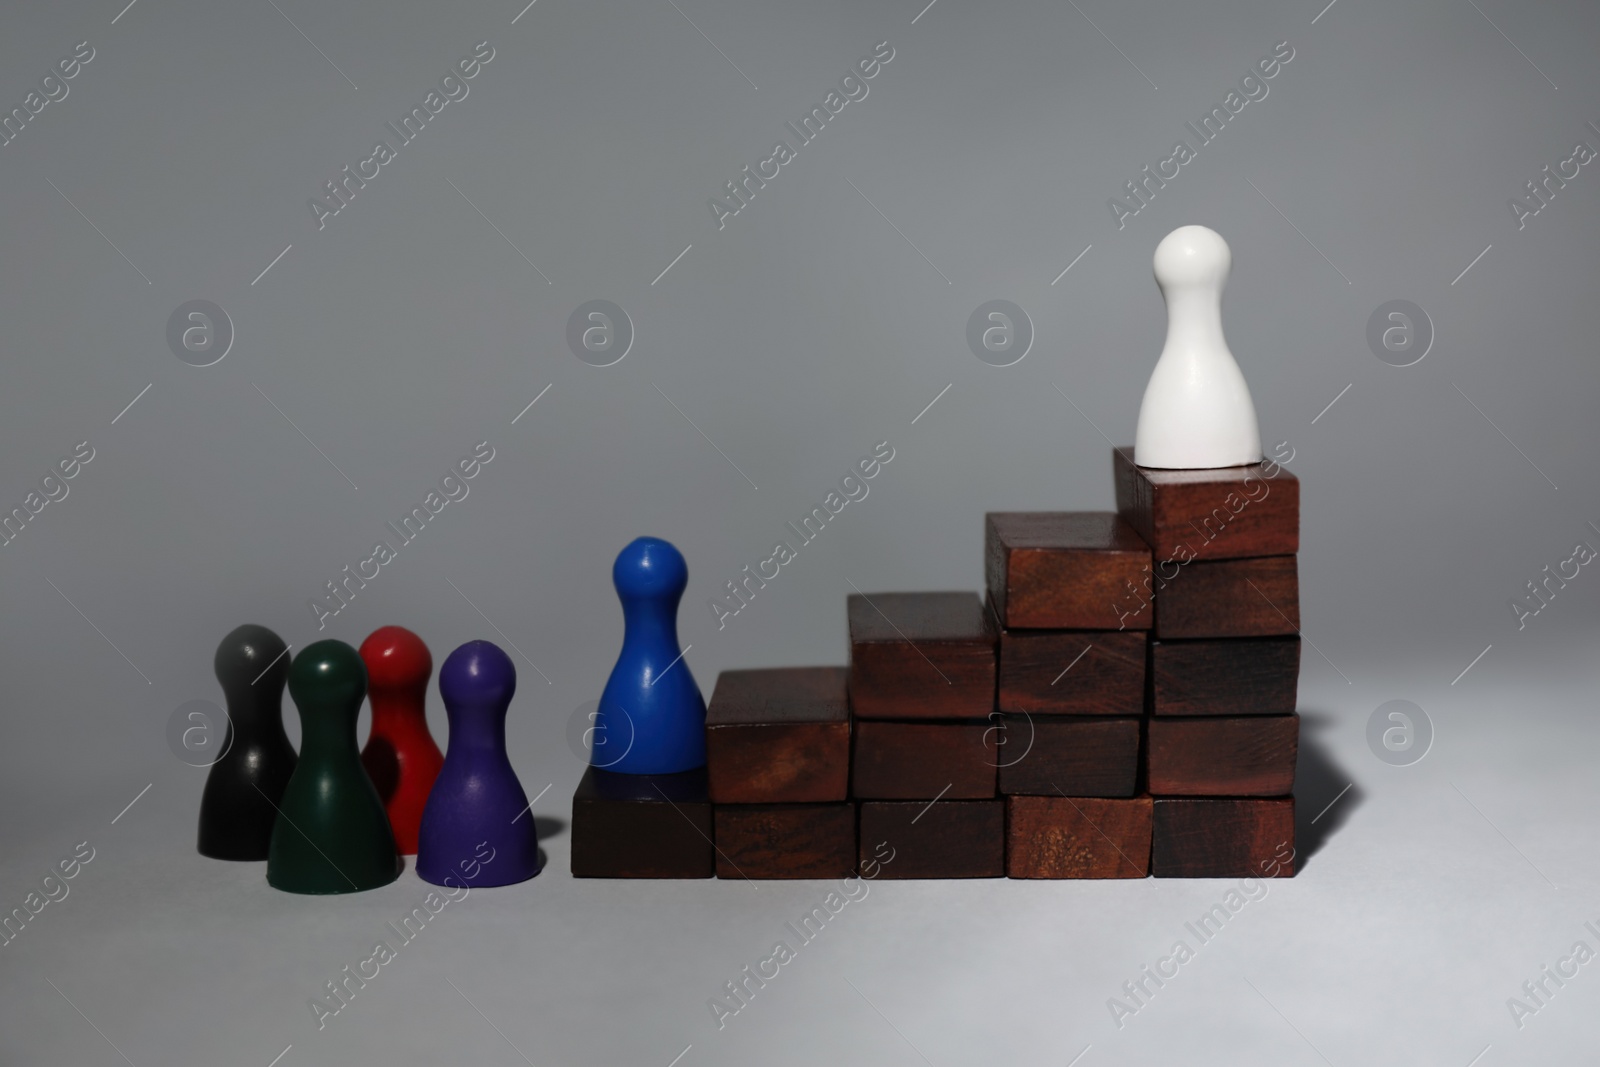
xmin=612 ymin=536 xmax=689 ymax=600
xmin=289 ymin=639 xmax=367 ymax=713
xmin=360 ymin=625 xmax=433 ymax=695
xmin=1154 ymin=224 xmax=1231 ymax=291
xmin=215 ymin=623 xmax=290 ymax=695
xmin=439 ymin=640 xmax=517 ymax=711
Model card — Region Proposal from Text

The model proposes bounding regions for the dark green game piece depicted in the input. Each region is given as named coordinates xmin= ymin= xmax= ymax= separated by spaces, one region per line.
xmin=267 ymin=639 xmax=400 ymax=894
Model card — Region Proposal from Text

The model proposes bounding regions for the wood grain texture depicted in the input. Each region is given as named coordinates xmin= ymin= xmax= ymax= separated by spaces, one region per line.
xmin=985 ymin=512 xmax=1152 ymax=629
xmin=1150 ymin=797 xmax=1296 ymax=878
xmin=713 ymin=803 xmax=856 ymax=879
xmin=998 ymin=717 xmax=1141 ymax=797
xmin=998 ymin=627 xmax=1146 ymax=716
xmin=1005 ymin=795 xmax=1153 ymax=878
xmin=848 ymin=592 xmax=997 ymax=719
xmin=570 ymin=766 xmax=714 ymax=878
xmin=705 ymin=667 xmax=850 ymax=803
xmin=858 ymin=800 xmax=1005 ymax=878
xmin=1113 ymin=446 xmax=1299 ymax=562
xmin=1151 ymin=637 xmax=1300 ymax=716
xmin=1147 ymin=715 xmax=1299 ymax=796
xmin=1152 ymin=555 xmax=1299 ymax=639
xmin=851 ymin=720 xmax=997 ymax=799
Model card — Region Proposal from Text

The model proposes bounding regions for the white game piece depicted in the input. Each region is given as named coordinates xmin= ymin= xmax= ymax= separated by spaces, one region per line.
xmin=1133 ymin=225 xmax=1262 ymax=470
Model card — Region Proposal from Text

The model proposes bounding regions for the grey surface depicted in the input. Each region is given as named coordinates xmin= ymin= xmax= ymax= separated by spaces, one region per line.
xmin=2 ymin=0 xmax=1599 ymax=1062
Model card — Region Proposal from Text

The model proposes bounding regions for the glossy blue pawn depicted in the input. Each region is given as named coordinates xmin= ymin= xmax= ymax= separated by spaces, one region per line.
xmin=592 ymin=536 xmax=707 ymax=775
xmin=414 ymin=640 xmax=540 ymax=887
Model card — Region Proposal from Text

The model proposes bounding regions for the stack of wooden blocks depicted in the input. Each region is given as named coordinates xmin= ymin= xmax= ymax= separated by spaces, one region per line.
xmin=571 ymin=447 xmax=1301 ymax=880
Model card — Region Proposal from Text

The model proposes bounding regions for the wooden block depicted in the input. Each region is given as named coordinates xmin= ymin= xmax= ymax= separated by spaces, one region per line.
xmin=1151 ymin=556 xmax=1299 ymax=639
xmin=705 ymin=667 xmax=850 ymax=804
xmin=1151 ymin=798 xmax=1296 ymax=878
xmin=1006 ymin=795 xmax=1153 ymax=878
xmin=851 ymin=720 xmax=997 ymax=799
xmin=985 ymin=512 xmax=1152 ymax=629
xmin=848 ymin=592 xmax=997 ymax=719
xmin=1113 ymin=446 xmax=1299 ymax=562
xmin=1151 ymin=637 xmax=1299 ymax=716
xmin=1147 ymin=715 xmax=1298 ymax=796
xmin=997 ymin=717 xmax=1140 ymax=797
xmin=713 ymin=803 xmax=855 ymax=879
xmin=998 ymin=627 xmax=1145 ymax=716
xmin=570 ymin=766 xmax=713 ymax=878
xmin=859 ymin=800 xmax=1004 ymax=878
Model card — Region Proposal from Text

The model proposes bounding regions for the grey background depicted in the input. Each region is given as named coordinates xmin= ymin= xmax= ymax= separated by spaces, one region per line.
xmin=3 ymin=0 xmax=1599 ymax=1062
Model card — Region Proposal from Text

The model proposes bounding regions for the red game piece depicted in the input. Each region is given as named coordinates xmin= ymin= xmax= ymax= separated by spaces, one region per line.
xmin=359 ymin=626 xmax=444 ymax=855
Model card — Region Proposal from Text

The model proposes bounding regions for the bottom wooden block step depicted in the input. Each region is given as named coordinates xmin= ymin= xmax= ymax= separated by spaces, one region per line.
xmin=1006 ymin=795 xmax=1152 ymax=878
xmin=858 ymin=799 xmax=1004 ymax=879
xmin=571 ymin=766 xmax=714 ymax=878
xmin=1150 ymin=797 xmax=1296 ymax=878
xmin=713 ymin=803 xmax=856 ymax=879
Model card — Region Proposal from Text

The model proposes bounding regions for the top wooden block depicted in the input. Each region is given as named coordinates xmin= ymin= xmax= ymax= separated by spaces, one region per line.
xmin=985 ymin=512 xmax=1152 ymax=630
xmin=848 ymin=592 xmax=997 ymax=720
xmin=705 ymin=667 xmax=850 ymax=804
xmin=1113 ymin=446 xmax=1298 ymax=562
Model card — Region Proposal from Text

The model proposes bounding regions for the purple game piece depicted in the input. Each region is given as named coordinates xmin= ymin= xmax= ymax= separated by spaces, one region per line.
xmin=415 ymin=640 xmax=540 ymax=887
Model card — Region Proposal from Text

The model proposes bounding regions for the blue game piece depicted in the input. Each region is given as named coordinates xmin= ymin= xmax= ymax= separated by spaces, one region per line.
xmin=414 ymin=640 xmax=540 ymax=887
xmin=591 ymin=537 xmax=707 ymax=775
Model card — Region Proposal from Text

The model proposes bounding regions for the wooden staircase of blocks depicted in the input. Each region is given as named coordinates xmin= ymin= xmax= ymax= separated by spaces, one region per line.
xmin=572 ymin=447 xmax=1302 ymax=880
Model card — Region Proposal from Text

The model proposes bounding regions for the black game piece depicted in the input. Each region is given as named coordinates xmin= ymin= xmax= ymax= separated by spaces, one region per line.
xmin=198 ymin=624 xmax=298 ymax=861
